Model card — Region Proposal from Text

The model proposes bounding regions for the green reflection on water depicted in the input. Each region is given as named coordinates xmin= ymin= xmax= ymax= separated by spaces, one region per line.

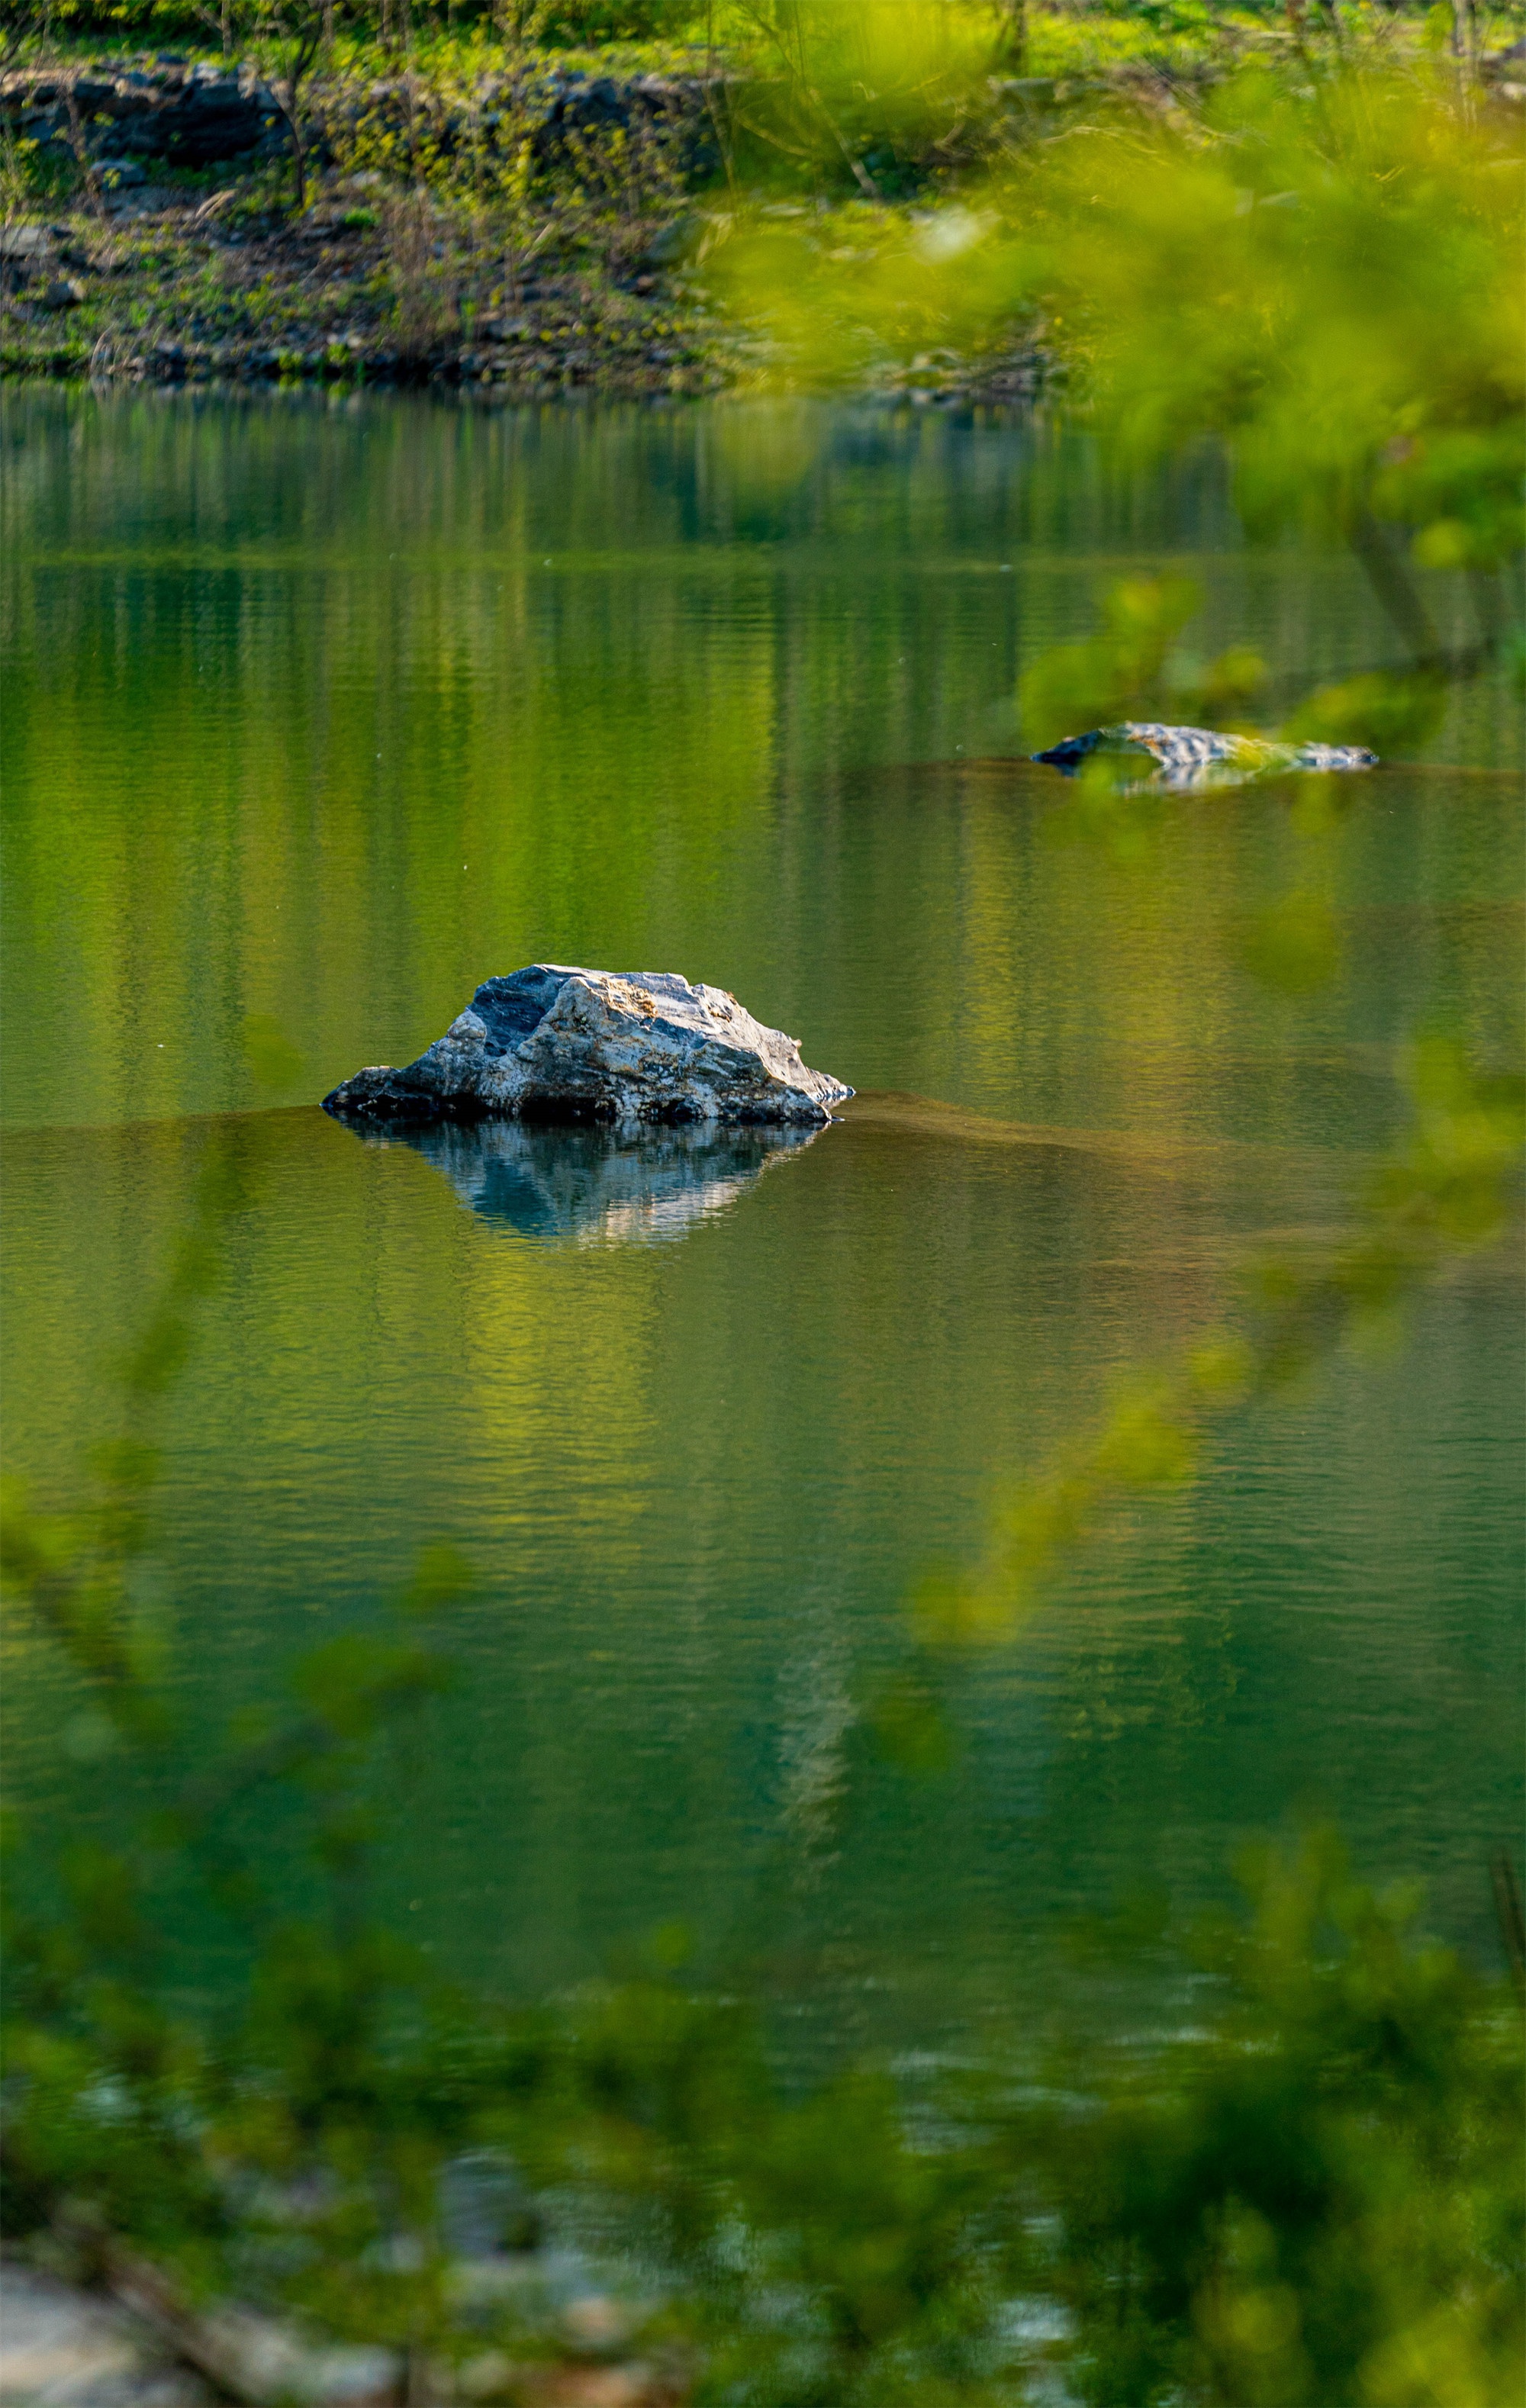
xmin=2 ymin=388 xmax=1521 ymax=2046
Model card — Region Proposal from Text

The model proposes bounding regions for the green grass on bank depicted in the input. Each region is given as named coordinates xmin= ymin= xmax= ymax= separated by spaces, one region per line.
xmin=14 ymin=2 xmax=1526 ymax=86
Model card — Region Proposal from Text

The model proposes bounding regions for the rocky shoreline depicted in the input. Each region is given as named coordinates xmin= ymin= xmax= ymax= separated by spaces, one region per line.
xmin=0 ymin=54 xmax=728 ymax=393
xmin=0 ymin=52 xmax=1048 ymax=399
xmin=0 ymin=53 xmax=723 ymax=182
xmin=0 ymin=208 xmax=734 ymax=396
xmin=0 ymin=192 xmax=1043 ymax=398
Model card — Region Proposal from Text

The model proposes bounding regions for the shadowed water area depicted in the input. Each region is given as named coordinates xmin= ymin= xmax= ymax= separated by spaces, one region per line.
xmin=2 ymin=387 xmax=1521 ymax=2046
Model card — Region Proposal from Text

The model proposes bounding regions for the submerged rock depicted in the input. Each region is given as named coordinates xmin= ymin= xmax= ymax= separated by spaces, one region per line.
xmin=365 ymin=1118 xmax=821 ymax=1245
xmin=1034 ymin=723 xmax=1378 ymax=791
xmin=323 ymin=967 xmax=852 ymax=1129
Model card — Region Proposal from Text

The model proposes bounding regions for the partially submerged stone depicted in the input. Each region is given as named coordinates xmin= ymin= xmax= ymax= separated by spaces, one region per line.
xmin=1033 ymin=722 xmax=1378 ymax=792
xmin=323 ymin=967 xmax=852 ymax=1129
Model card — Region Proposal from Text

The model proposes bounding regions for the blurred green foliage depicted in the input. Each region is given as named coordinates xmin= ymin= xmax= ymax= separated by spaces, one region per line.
xmin=1018 ymin=1831 xmax=1524 ymax=2408
xmin=1013 ymin=567 xmax=1456 ymax=797
xmin=910 ymin=1031 xmax=1523 ymax=1652
xmin=4 ymin=1530 xmax=1521 ymax=2408
xmin=2 ymin=1021 xmax=1522 ymax=2403
xmin=1016 ymin=573 xmax=1271 ymax=753
xmin=1281 ymin=668 xmax=1450 ymax=755
xmin=901 ymin=488 xmax=1521 ymax=1647
xmin=714 ymin=21 xmax=1523 ymax=727
xmin=1011 ymin=65 xmax=1522 ymax=581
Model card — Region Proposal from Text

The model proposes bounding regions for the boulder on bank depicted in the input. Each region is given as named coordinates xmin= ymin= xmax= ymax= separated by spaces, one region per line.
xmin=323 ymin=966 xmax=852 ymax=1129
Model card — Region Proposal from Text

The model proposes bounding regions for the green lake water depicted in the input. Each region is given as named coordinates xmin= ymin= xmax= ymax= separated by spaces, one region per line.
xmin=2 ymin=385 xmax=1521 ymax=2046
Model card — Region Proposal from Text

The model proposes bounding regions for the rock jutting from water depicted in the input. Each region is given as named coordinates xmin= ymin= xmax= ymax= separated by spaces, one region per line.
xmin=322 ymin=966 xmax=853 ymax=1129
xmin=1033 ymin=723 xmax=1378 ymax=791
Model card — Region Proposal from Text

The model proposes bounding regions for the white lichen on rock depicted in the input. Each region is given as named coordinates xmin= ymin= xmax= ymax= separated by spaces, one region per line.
xmin=324 ymin=967 xmax=852 ymax=1128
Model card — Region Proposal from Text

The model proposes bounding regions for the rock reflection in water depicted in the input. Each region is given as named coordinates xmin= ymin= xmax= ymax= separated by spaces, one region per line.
xmin=370 ymin=1117 xmax=826 ymax=1245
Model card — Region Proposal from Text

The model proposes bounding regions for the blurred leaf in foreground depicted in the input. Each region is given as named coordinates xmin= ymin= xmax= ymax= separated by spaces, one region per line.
xmin=716 ymin=43 xmax=1524 ymax=704
xmin=916 ymin=1038 xmax=1522 ymax=1648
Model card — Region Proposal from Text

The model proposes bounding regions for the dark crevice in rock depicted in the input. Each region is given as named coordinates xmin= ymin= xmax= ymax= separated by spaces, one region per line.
xmin=469 ymin=967 xmax=571 ymax=1051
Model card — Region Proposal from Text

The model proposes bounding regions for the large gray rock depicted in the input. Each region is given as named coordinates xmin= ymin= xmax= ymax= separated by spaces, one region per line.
xmin=323 ymin=967 xmax=851 ymax=1129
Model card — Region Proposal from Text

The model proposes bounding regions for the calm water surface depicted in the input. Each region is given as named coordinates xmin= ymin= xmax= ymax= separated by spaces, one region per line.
xmin=3 ymin=387 xmax=1521 ymax=2045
